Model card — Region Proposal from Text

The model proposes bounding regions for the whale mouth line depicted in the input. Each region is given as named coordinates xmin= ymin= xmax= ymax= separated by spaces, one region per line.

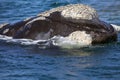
xmin=0 ymin=34 xmax=91 ymax=49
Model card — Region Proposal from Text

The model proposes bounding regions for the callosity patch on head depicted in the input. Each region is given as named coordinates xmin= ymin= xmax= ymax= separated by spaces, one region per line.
xmin=66 ymin=31 xmax=92 ymax=45
xmin=61 ymin=4 xmax=99 ymax=22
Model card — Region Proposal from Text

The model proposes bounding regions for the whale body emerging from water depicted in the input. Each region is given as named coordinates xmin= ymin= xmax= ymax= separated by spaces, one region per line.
xmin=0 ymin=4 xmax=119 ymax=45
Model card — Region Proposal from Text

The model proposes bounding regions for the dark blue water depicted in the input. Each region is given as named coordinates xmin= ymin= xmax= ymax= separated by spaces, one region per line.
xmin=0 ymin=0 xmax=120 ymax=80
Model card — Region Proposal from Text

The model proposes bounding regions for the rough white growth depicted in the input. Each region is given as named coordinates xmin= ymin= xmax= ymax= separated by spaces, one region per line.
xmin=61 ymin=4 xmax=98 ymax=21
xmin=39 ymin=4 xmax=99 ymax=22
xmin=50 ymin=31 xmax=92 ymax=48
xmin=66 ymin=31 xmax=92 ymax=45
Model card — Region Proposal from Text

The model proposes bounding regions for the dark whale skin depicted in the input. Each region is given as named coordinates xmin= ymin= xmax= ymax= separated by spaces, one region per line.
xmin=0 ymin=4 xmax=117 ymax=44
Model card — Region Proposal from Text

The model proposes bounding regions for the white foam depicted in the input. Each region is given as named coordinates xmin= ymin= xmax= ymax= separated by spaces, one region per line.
xmin=0 ymin=34 xmax=90 ymax=49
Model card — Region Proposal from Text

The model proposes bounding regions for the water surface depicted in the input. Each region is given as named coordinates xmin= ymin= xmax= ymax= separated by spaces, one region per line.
xmin=0 ymin=0 xmax=120 ymax=80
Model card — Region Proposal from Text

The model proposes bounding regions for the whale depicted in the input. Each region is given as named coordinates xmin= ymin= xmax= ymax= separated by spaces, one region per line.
xmin=0 ymin=4 xmax=119 ymax=45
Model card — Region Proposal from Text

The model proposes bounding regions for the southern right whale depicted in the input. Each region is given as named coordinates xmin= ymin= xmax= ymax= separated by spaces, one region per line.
xmin=0 ymin=4 xmax=119 ymax=45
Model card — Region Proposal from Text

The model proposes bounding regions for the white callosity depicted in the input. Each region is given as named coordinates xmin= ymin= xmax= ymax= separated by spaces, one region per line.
xmin=48 ymin=31 xmax=92 ymax=48
xmin=39 ymin=4 xmax=98 ymax=21
xmin=66 ymin=31 xmax=92 ymax=45
xmin=61 ymin=4 xmax=98 ymax=21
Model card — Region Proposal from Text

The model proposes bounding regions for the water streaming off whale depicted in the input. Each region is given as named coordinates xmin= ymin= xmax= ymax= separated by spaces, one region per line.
xmin=0 ymin=34 xmax=92 ymax=49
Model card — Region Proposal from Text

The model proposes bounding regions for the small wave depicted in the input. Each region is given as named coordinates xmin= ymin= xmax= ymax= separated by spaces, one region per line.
xmin=0 ymin=35 xmax=90 ymax=49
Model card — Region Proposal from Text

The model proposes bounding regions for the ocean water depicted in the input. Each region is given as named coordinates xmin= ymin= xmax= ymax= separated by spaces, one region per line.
xmin=0 ymin=0 xmax=120 ymax=80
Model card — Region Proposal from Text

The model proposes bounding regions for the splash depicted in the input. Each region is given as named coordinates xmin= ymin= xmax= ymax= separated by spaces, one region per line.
xmin=0 ymin=34 xmax=91 ymax=49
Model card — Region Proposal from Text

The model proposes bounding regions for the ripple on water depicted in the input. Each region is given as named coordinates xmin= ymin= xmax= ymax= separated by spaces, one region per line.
xmin=0 ymin=0 xmax=120 ymax=80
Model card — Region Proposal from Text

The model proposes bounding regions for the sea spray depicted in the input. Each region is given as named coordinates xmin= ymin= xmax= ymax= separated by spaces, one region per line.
xmin=0 ymin=35 xmax=91 ymax=49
